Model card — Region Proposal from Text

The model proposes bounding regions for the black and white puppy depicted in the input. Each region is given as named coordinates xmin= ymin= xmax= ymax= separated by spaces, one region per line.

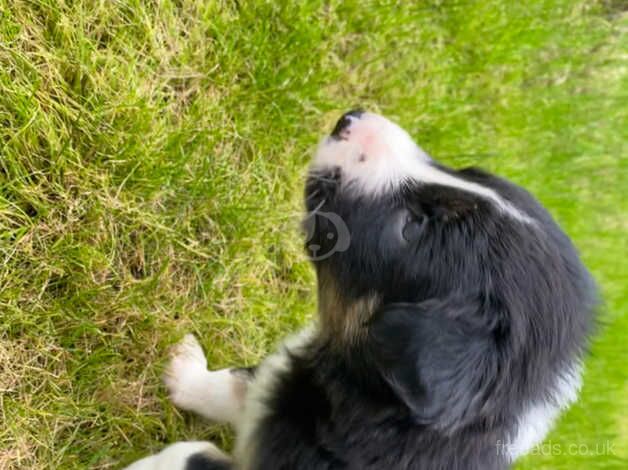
xmin=125 ymin=111 xmax=596 ymax=470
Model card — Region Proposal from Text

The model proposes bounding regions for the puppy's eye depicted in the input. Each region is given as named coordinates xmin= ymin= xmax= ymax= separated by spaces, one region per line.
xmin=402 ymin=214 xmax=427 ymax=242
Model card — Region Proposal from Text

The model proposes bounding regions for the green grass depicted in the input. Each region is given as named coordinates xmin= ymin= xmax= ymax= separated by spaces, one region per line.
xmin=0 ymin=0 xmax=626 ymax=468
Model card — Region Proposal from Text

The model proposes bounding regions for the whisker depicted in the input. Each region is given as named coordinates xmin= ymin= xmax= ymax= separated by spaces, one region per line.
xmin=305 ymin=188 xmax=321 ymax=201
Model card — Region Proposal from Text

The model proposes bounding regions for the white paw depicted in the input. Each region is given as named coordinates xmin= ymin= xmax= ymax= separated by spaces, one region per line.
xmin=123 ymin=441 xmax=229 ymax=470
xmin=163 ymin=334 xmax=209 ymax=411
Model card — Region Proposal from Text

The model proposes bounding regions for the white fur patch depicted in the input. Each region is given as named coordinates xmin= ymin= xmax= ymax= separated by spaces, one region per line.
xmin=312 ymin=112 xmax=531 ymax=223
xmin=234 ymin=326 xmax=316 ymax=467
xmin=506 ymin=362 xmax=583 ymax=460
xmin=123 ymin=441 xmax=228 ymax=470
xmin=163 ymin=334 xmax=244 ymax=425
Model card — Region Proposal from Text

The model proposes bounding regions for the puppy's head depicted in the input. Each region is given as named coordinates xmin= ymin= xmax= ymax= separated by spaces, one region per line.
xmin=304 ymin=111 xmax=595 ymax=440
xmin=305 ymin=111 xmax=594 ymax=350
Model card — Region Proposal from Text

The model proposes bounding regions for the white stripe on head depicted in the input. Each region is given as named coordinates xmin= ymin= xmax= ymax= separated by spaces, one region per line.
xmin=312 ymin=112 xmax=532 ymax=223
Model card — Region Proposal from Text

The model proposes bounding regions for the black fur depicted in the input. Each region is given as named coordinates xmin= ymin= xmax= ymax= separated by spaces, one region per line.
xmin=331 ymin=109 xmax=364 ymax=139
xmin=244 ymin=161 xmax=596 ymax=469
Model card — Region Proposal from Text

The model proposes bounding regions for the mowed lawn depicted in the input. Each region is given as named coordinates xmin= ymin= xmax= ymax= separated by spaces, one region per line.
xmin=0 ymin=1 xmax=626 ymax=468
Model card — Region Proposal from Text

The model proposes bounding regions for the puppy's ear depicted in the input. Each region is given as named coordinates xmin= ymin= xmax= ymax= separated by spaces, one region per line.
xmin=367 ymin=297 xmax=498 ymax=433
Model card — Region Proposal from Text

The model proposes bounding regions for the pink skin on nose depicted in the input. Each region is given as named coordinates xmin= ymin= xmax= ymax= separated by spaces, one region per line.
xmin=312 ymin=112 xmax=431 ymax=195
xmin=341 ymin=114 xmax=392 ymax=160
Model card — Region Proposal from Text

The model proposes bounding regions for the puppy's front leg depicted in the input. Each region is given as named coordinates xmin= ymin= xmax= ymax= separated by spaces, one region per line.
xmin=163 ymin=334 xmax=256 ymax=426
xmin=124 ymin=441 xmax=232 ymax=470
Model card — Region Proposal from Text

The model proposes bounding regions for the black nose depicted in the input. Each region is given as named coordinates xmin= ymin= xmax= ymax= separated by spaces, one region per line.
xmin=330 ymin=109 xmax=364 ymax=139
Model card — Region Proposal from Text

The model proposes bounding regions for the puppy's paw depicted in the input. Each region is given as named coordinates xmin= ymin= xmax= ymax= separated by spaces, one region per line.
xmin=124 ymin=441 xmax=230 ymax=470
xmin=163 ymin=334 xmax=209 ymax=411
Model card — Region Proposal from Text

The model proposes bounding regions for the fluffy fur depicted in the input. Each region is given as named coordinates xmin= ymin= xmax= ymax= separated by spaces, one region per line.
xmin=125 ymin=112 xmax=596 ymax=470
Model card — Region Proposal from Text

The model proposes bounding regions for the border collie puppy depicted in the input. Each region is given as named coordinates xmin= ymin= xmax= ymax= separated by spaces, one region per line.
xmin=125 ymin=111 xmax=596 ymax=470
